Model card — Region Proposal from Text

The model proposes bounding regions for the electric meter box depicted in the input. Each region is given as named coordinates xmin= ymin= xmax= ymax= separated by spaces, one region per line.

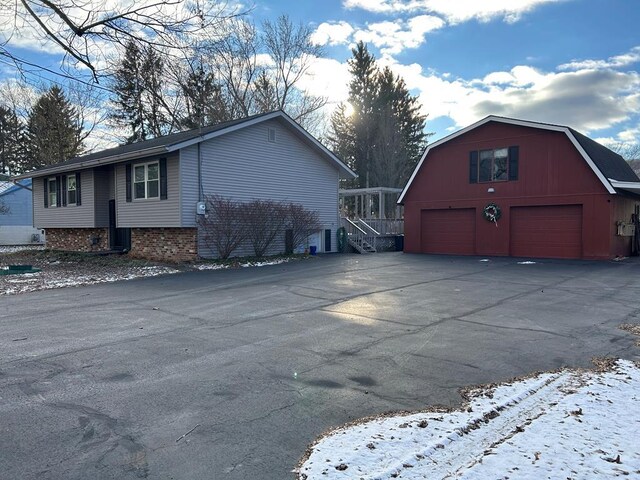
xmin=196 ymin=202 xmax=206 ymax=215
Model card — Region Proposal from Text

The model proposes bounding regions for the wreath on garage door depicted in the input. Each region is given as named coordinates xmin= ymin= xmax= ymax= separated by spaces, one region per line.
xmin=483 ymin=203 xmax=501 ymax=225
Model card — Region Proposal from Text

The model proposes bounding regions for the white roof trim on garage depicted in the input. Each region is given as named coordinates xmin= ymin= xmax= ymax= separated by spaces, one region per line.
xmin=609 ymin=179 xmax=640 ymax=195
xmin=398 ymin=116 xmax=617 ymax=204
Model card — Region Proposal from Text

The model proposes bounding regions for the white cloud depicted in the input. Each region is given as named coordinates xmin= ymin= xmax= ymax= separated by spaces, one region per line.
xmin=343 ymin=0 xmax=564 ymax=23
xmin=372 ymin=55 xmax=640 ymax=139
xmin=312 ymin=15 xmax=443 ymax=56
xmin=558 ymin=45 xmax=640 ymax=71
xmin=353 ymin=15 xmax=444 ymax=55
xmin=311 ymin=21 xmax=355 ymax=46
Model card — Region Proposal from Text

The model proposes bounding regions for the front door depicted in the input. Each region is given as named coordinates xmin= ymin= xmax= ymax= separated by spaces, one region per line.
xmin=109 ymin=199 xmax=131 ymax=251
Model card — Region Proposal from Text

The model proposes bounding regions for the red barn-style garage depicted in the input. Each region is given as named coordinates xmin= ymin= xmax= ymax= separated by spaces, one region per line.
xmin=399 ymin=116 xmax=640 ymax=260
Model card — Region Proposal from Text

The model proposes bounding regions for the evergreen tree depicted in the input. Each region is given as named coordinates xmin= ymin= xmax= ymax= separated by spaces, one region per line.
xmin=112 ymin=41 xmax=147 ymax=143
xmin=0 ymin=105 xmax=26 ymax=175
xmin=26 ymin=86 xmax=83 ymax=169
xmin=179 ymin=59 xmax=229 ymax=129
xmin=328 ymin=42 xmax=428 ymax=189
xmin=111 ymin=40 xmax=173 ymax=144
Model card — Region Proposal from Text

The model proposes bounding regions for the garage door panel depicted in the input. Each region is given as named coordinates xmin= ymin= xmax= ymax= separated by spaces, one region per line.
xmin=421 ymin=208 xmax=476 ymax=254
xmin=510 ymin=205 xmax=582 ymax=259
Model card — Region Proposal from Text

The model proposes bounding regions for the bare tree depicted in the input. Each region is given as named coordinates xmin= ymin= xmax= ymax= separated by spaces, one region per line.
xmin=196 ymin=195 xmax=246 ymax=259
xmin=262 ymin=15 xmax=326 ymax=127
xmin=610 ymin=142 xmax=640 ymax=160
xmin=202 ymin=15 xmax=326 ymax=129
xmin=0 ymin=0 xmax=240 ymax=83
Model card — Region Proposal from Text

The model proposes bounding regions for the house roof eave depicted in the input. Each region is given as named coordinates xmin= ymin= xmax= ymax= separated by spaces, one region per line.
xmin=11 ymin=145 xmax=169 ymax=180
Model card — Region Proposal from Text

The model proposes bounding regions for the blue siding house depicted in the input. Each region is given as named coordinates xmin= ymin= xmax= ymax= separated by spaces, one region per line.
xmin=0 ymin=179 xmax=44 ymax=245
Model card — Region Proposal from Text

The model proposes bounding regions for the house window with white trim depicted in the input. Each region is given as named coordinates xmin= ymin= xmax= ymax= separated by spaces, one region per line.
xmin=134 ymin=162 xmax=159 ymax=199
xmin=47 ymin=177 xmax=57 ymax=207
xmin=479 ymin=148 xmax=508 ymax=182
xmin=66 ymin=174 xmax=77 ymax=205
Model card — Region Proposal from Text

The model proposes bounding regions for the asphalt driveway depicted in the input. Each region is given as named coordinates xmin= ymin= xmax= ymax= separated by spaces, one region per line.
xmin=1 ymin=253 xmax=639 ymax=479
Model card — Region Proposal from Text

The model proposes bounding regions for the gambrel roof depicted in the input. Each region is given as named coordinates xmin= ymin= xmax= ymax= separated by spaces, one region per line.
xmin=399 ymin=115 xmax=640 ymax=203
xmin=14 ymin=110 xmax=356 ymax=180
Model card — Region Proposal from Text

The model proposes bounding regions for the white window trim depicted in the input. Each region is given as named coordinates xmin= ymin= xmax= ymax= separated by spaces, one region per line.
xmin=133 ymin=161 xmax=160 ymax=200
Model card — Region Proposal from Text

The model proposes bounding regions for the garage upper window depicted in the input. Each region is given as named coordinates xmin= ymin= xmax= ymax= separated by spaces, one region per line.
xmin=469 ymin=146 xmax=519 ymax=183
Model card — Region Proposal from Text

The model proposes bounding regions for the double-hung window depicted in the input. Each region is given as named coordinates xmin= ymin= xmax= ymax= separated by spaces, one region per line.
xmin=47 ymin=177 xmax=57 ymax=207
xmin=479 ymin=148 xmax=508 ymax=182
xmin=134 ymin=162 xmax=159 ymax=199
xmin=66 ymin=174 xmax=77 ymax=205
xmin=469 ymin=146 xmax=519 ymax=183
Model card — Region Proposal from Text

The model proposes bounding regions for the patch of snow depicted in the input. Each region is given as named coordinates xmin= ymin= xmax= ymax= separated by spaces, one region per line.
xmin=195 ymin=258 xmax=291 ymax=270
xmin=297 ymin=360 xmax=640 ymax=479
xmin=479 ymin=259 xmax=490 ymax=262
xmin=517 ymin=261 xmax=537 ymax=265
xmin=0 ymin=245 xmax=45 ymax=254
xmin=1 ymin=265 xmax=180 ymax=295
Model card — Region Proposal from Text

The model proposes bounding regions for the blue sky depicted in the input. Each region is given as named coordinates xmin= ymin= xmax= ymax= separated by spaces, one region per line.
xmin=1 ymin=0 xmax=639 ymax=148
xmin=255 ymin=0 xmax=640 ymax=146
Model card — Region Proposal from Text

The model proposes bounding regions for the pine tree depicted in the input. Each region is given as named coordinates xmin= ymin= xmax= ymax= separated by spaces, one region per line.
xmin=112 ymin=41 xmax=147 ymax=143
xmin=328 ymin=42 xmax=428 ymax=189
xmin=0 ymin=105 xmax=26 ymax=175
xmin=179 ymin=59 xmax=229 ymax=129
xmin=111 ymin=41 xmax=173 ymax=144
xmin=26 ymin=86 xmax=83 ymax=169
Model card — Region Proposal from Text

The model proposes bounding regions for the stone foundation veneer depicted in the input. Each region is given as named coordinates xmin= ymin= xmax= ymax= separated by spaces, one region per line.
xmin=45 ymin=228 xmax=109 ymax=252
xmin=129 ymin=227 xmax=197 ymax=262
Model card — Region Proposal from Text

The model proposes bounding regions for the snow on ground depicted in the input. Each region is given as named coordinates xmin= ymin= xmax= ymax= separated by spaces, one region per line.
xmin=517 ymin=261 xmax=537 ymax=265
xmin=1 ymin=265 xmax=180 ymax=295
xmin=0 ymin=245 xmax=45 ymax=254
xmin=297 ymin=360 xmax=640 ymax=479
xmin=195 ymin=257 xmax=291 ymax=270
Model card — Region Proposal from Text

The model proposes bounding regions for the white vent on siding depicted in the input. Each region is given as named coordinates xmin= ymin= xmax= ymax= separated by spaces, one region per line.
xmin=268 ymin=127 xmax=276 ymax=143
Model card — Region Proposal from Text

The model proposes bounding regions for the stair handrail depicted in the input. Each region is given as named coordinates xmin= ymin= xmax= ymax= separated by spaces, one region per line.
xmin=357 ymin=219 xmax=380 ymax=235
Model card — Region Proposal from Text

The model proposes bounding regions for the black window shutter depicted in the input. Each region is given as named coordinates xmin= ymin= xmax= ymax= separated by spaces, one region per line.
xmin=61 ymin=175 xmax=67 ymax=206
xmin=56 ymin=176 xmax=62 ymax=207
xmin=76 ymin=172 xmax=82 ymax=205
xmin=43 ymin=177 xmax=48 ymax=208
xmin=469 ymin=151 xmax=478 ymax=183
xmin=159 ymin=157 xmax=167 ymax=200
xmin=125 ymin=163 xmax=132 ymax=202
xmin=508 ymin=146 xmax=519 ymax=181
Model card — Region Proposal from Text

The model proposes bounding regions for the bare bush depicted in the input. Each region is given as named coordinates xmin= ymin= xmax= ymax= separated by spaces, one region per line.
xmin=241 ymin=200 xmax=288 ymax=257
xmin=196 ymin=195 xmax=246 ymax=259
xmin=286 ymin=203 xmax=321 ymax=251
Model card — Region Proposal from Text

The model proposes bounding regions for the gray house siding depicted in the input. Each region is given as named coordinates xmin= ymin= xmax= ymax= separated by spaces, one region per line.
xmin=94 ymin=166 xmax=114 ymax=228
xmin=181 ymin=119 xmax=340 ymax=257
xmin=180 ymin=145 xmax=199 ymax=227
xmin=33 ymin=170 xmax=96 ymax=228
xmin=115 ymin=155 xmax=181 ymax=227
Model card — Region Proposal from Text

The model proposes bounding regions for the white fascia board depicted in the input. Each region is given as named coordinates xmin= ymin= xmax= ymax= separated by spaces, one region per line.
xmin=12 ymin=145 xmax=168 ymax=180
xmin=397 ymin=115 xmax=616 ymax=204
xmin=610 ymin=179 xmax=640 ymax=194
xmin=167 ymin=111 xmax=357 ymax=179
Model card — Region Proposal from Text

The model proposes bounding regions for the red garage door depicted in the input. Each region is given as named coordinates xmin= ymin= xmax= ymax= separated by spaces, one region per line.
xmin=510 ymin=205 xmax=583 ymax=259
xmin=420 ymin=208 xmax=476 ymax=254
